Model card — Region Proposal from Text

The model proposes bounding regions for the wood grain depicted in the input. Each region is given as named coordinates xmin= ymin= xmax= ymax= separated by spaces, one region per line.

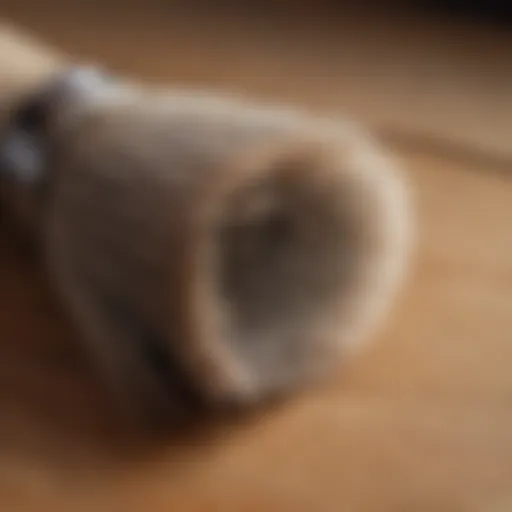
xmin=0 ymin=3 xmax=511 ymax=511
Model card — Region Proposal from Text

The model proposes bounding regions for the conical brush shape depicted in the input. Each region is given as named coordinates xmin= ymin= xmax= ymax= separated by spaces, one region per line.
xmin=1 ymin=64 xmax=412 ymax=422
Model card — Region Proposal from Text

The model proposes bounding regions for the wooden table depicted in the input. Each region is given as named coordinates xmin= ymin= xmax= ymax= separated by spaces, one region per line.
xmin=0 ymin=3 xmax=511 ymax=510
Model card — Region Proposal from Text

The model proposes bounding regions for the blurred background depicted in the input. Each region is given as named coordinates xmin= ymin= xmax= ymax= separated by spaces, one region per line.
xmin=0 ymin=2 xmax=511 ymax=511
xmin=2 ymin=0 xmax=511 ymax=160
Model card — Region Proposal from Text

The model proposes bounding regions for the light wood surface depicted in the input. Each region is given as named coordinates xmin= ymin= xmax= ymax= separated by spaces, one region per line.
xmin=0 ymin=3 xmax=511 ymax=511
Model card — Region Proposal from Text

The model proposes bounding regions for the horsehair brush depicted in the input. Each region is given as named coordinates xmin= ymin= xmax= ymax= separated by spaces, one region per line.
xmin=0 ymin=24 xmax=413 ymax=424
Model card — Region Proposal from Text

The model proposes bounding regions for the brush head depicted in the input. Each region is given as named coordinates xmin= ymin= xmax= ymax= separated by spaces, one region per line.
xmin=1 ymin=69 xmax=412 ymax=420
